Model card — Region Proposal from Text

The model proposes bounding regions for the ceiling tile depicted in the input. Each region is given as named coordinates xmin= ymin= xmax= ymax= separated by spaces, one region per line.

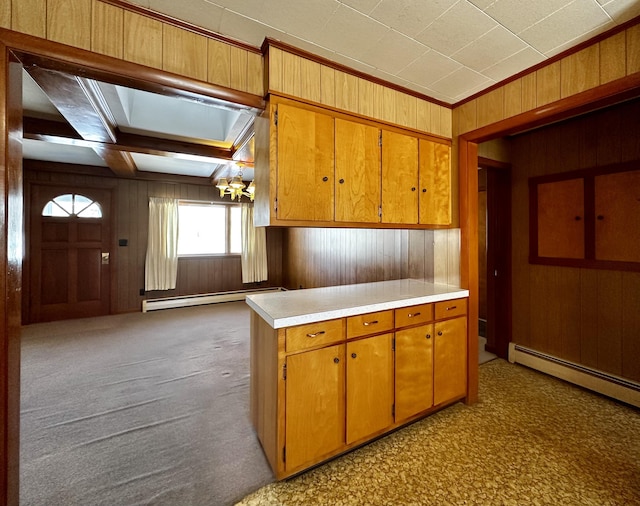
xmin=544 ymin=19 xmax=615 ymax=56
xmin=450 ymin=25 xmax=528 ymax=72
xmin=601 ymin=0 xmax=640 ymax=22
xmin=361 ymin=30 xmax=429 ymax=75
xmin=468 ymin=0 xmax=497 ymax=9
xmin=369 ymin=0 xmax=459 ymax=38
xmin=518 ymin=0 xmax=612 ymax=54
xmin=313 ymin=4 xmax=390 ymax=59
xmin=398 ymin=50 xmax=462 ymax=87
xmin=219 ymin=10 xmax=285 ymax=47
xmin=257 ymin=0 xmax=340 ymax=43
xmin=338 ymin=0 xmax=381 ymax=15
xmin=205 ymin=0 xmax=265 ymax=19
xmin=482 ymin=0 xmax=575 ymax=34
xmin=481 ymin=46 xmax=545 ymax=81
xmin=149 ymin=0 xmax=224 ymax=33
xmin=429 ymin=67 xmax=492 ymax=101
xmin=416 ymin=1 xmax=497 ymax=56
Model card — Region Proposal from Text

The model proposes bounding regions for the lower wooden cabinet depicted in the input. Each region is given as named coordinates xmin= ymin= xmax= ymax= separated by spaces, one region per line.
xmin=251 ymin=296 xmax=468 ymax=479
xmin=285 ymin=344 xmax=345 ymax=471
xmin=434 ymin=317 xmax=468 ymax=406
xmin=395 ymin=324 xmax=434 ymax=422
xmin=346 ymin=333 xmax=394 ymax=444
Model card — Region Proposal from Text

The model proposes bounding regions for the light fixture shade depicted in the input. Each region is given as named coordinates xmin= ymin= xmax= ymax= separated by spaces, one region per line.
xmin=229 ymin=175 xmax=246 ymax=190
xmin=216 ymin=177 xmax=229 ymax=198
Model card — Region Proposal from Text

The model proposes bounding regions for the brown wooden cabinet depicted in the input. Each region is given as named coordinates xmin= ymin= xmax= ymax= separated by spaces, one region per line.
xmin=419 ymin=139 xmax=452 ymax=226
xmin=335 ymin=118 xmax=381 ymax=223
xmin=381 ymin=129 xmax=419 ymax=224
xmin=250 ymin=294 xmax=468 ymax=480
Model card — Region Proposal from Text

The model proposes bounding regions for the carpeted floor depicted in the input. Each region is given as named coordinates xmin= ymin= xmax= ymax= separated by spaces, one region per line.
xmin=237 ymin=359 xmax=640 ymax=506
xmin=20 ymin=302 xmax=273 ymax=506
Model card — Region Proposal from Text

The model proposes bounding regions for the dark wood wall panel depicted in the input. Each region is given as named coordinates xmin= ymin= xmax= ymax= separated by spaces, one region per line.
xmin=511 ymin=97 xmax=640 ymax=382
xmin=281 ymin=227 xmax=432 ymax=291
xmin=24 ymin=166 xmax=283 ymax=317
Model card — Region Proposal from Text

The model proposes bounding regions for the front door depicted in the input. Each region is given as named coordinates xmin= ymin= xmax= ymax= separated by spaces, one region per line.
xmin=29 ymin=185 xmax=112 ymax=323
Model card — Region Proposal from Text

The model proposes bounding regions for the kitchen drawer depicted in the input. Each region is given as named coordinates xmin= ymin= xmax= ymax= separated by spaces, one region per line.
xmin=434 ymin=298 xmax=467 ymax=320
xmin=395 ymin=303 xmax=434 ymax=329
xmin=286 ymin=318 xmax=345 ymax=353
xmin=347 ymin=310 xmax=394 ymax=339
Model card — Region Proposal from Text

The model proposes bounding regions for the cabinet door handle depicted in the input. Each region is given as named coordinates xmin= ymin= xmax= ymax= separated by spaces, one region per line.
xmin=339 ymin=178 xmax=345 ymax=184
xmin=422 ymin=188 xmax=427 ymax=193
xmin=306 ymin=331 xmax=326 ymax=338
xmin=437 ymin=331 xmax=443 ymax=336
xmin=426 ymin=334 xmax=431 ymax=339
xmin=334 ymin=357 xmax=340 ymax=364
xmin=411 ymin=187 xmax=416 ymax=191
xmin=446 ymin=306 xmax=457 ymax=311
xmin=363 ymin=320 xmax=378 ymax=326
xmin=597 ymin=215 xmax=604 ymax=220
xmin=351 ymin=353 xmax=357 ymax=359
xmin=408 ymin=312 xmax=421 ymax=318
xmin=575 ymin=216 xmax=582 ymax=221
xmin=322 ymin=176 xmax=329 ymax=182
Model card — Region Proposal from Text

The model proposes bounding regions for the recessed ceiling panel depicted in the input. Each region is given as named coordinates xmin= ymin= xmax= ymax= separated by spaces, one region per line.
xmin=23 ymin=138 xmax=108 ymax=167
xmin=132 ymin=152 xmax=217 ymax=178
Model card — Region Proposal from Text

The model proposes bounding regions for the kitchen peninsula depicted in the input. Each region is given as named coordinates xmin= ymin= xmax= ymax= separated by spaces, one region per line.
xmin=247 ymin=279 xmax=470 ymax=479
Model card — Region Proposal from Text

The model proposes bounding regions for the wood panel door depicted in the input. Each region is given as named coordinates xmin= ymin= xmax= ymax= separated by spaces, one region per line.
xmin=29 ymin=185 xmax=112 ymax=323
xmin=419 ymin=139 xmax=451 ymax=225
xmin=335 ymin=118 xmax=381 ymax=223
xmin=346 ymin=333 xmax=394 ymax=444
xmin=595 ymin=170 xmax=640 ymax=262
xmin=381 ymin=129 xmax=418 ymax=224
xmin=276 ymin=103 xmax=334 ymax=222
xmin=537 ymin=178 xmax=584 ymax=258
xmin=285 ymin=344 xmax=345 ymax=472
xmin=395 ymin=324 xmax=434 ymax=422
xmin=433 ymin=317 xmax=467 ymax=406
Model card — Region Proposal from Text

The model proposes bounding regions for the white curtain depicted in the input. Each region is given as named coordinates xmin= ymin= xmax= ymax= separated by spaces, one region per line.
xmin=241 ymin=203 xmax=268 ymax=284
xmin=145 ymin=197 xmax=179 ymax=291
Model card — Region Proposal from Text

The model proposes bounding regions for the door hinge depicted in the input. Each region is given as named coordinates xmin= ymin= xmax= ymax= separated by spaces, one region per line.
xmin=282 ymin=446 xmax=286 ymax=463
xmin=274 ymin=109 xmax=278 ymax=126
xmin=282 ymin=362 xmax=287 ymax=380
xmin=274 ymin=198 xmax=278 ymax=213
xmin=392 ymin=337 xmax=395 ymax=351
xmin=379 ymin=131 xmax=382 ymax=147
xmin=392 ymin=404 xmax=395 ymax=418
xmin=378 ymin=206 xmax=382 ymax=218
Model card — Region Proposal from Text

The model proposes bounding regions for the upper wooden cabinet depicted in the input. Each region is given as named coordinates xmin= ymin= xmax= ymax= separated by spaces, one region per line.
xmin=275 ymin=103 xmax=334 ymax=222
xmin=254 ymin=97 xmax=452 ymax=229
xmin=419 ymin=139 xmax=452 ymax=226
xmin=335 ymin=118 xmax=381 ymax=223
xmin=530 ymin=165 xmax=640 ymax=270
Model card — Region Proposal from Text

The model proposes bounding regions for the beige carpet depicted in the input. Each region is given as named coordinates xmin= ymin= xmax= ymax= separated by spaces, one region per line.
xmin=237 ymin=359 xmax=640 ymax=506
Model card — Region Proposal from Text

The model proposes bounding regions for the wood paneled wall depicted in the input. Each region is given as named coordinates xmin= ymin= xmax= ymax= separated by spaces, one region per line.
xmin=454 ymin=24 xmax=640 ymax=136
xmin=0 ymin=0 xmax=263 ymax=96
xmin=281 ymin=228 xmax=437 ymax=290
xmin=510 ymin=98 xmax=640 ymax=382
xmin=24 ymin=167 xmax=283 ymax=315
xmin=267 ymin=46 xmax=452 ymax=139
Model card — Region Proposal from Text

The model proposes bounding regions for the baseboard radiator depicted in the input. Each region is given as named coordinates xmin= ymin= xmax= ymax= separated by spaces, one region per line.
xmin=142 ymin=287 xmax=285 ymax=313
xmin=508 ymin=343 xmax=640 ymax=408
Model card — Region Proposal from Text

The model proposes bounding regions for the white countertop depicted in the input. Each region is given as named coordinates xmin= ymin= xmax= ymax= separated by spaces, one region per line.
xmin=245 ymin=279 xmax=469 ymax=329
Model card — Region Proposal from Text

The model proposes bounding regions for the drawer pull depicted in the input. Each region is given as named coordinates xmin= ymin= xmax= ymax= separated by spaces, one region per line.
xmin=363 ymin=320 xmax=378 ymax=326
xmin=306 ymin=331 xmax=326 ymax=338
xmin=408 ymin=312 xmax=421 ymax=318
xmin=334 ymin=357 xmax=340 ymax=364
xmin=426 ymin=334 xmax=431 ymax=339
xmin=446 ymin=306 xmax=457 ymax=311
xmin=351 ymin=353 xmax=357 ymax=359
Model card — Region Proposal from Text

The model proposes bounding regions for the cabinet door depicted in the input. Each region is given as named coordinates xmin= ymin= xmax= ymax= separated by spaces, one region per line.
xmin=537 ymin=178 xmax=584 ymax=258
xmin=595 ymin=170 xmax=640 ymax=262
xmin=395 ymin=324 xmax=434 ymax=422
xmin=276 ymin=103 xmax=334 ymax=221
xmin=346 ymin=333 xmax=394 ymax=444
xmin=433 ymin=317 xmax=467 ymax=406
xmin=419 ymin=139 xmax=451 ymax=225
xmin=381 ymin=130 xmax=418 ymax=224
xmin=335 ymin=118 xmax=381 ymax=223
xmin=286 ymin=344 xmax=345 ymax=471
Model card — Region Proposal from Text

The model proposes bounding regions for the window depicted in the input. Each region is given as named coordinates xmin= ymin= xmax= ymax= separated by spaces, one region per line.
xmin=177 ymin=201 xmax=241 ymax=256
xmin=42 ymin=193 xmax=102 ymax=218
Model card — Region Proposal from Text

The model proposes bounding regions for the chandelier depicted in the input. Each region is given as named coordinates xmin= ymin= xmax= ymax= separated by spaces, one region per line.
xmin=215 ymin=165 xmax=255 ymax=201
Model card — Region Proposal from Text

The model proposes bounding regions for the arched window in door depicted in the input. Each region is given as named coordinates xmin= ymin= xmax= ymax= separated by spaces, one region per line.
xmin=42 ymin=193 xmax=102 ymax=218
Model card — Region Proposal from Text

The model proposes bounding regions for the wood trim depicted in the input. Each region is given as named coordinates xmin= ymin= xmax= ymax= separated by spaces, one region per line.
xmin=455 ymin=14 xmax=640 ymax=107
xmin=99 ymin=0 xmax=261 ymax=54
xmin=0 ymin=46 xmax=23 ymax=506
xmin=262 ymin=38 xmax=452 ymax=110
xmin=478 ymin=156 xmax=510 ymax=170
xmin=459 ymin=138 xmax=479 ymax=404
xmin=0 ymin=28 xmax=264 ymax=112
xmin=529 ymin=159 xmax=640 ymax=184
xmin=461 ymin=72 xmax=640 ymax=143
xmin=528 ymin=256 xmax=640 ymax=272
